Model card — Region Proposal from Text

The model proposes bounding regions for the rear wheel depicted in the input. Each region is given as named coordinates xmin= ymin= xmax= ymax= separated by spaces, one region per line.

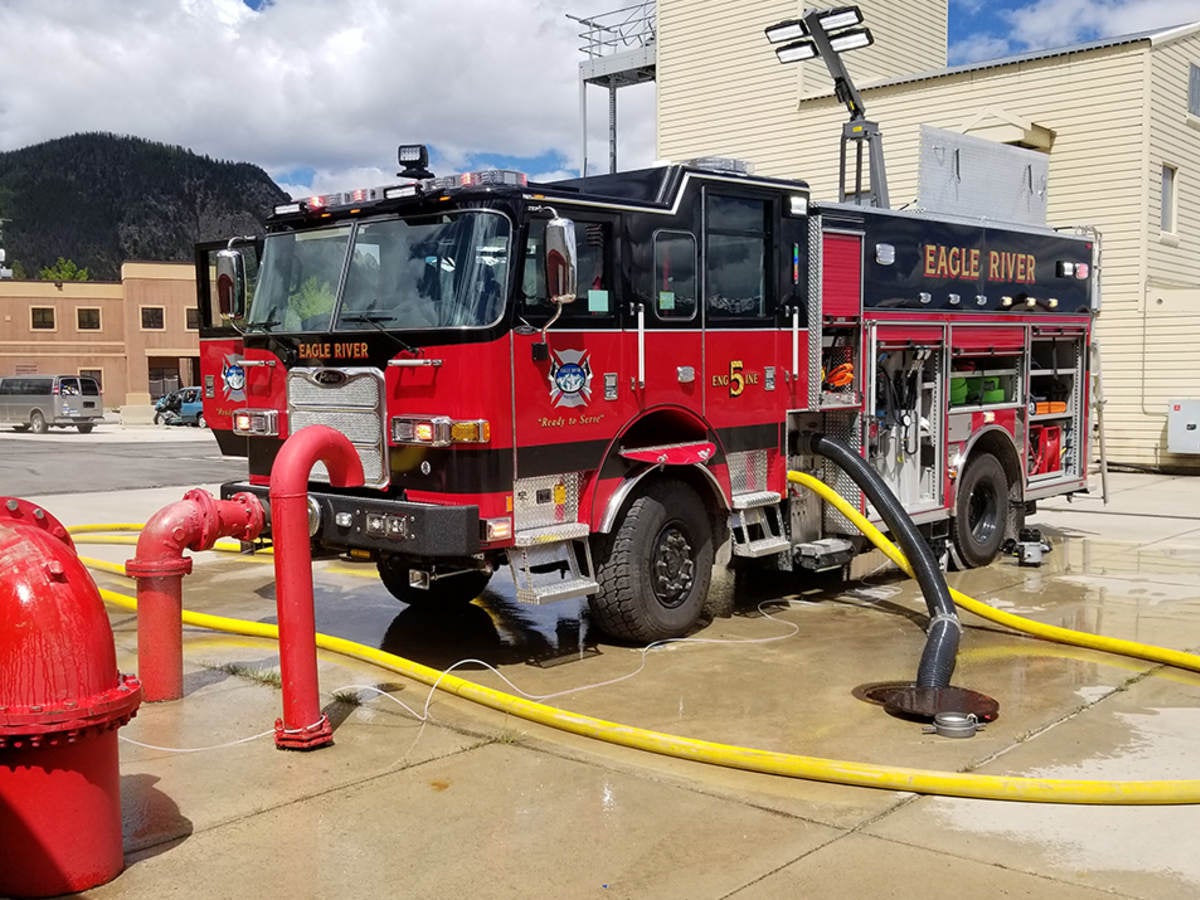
xmin=589 ymin=479 xmax=713 ymax=642
xmin=377 ymin=555 xmax=491 ymax=607
xmin=952 ymin=452 xmax=1008 ymax=568
xmin=76 ymin=423 xmax=93 ymax=434
xmin=29 ymin=411 xmax=48 ymax=434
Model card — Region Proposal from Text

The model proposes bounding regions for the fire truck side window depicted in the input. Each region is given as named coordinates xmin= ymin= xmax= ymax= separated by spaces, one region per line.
xmin=653 ymin=231 xmax=697 ymax=321
xmin=705 ymin=195 xmax=770 ymax=320
xmin=521 ymin=219 xmax=614 ymax=323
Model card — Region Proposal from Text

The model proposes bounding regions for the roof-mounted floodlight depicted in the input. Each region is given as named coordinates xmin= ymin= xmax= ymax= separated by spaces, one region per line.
xmin=765 ymin=20 xmax=806 ymax=44
xmin=764 ymin=6 xmax=863 ymax=43
xmin=398 ymin=144 xmax=434 ymax=180
xmin=762 ymin=4 xmax=889 ymax=209
xmin=828 ymin=27 xmax=873 ymax=53
xmin=816 ymin=6 xmax=864 ymax=31
xmin=776 ymin=40 xmax=817 ymax=63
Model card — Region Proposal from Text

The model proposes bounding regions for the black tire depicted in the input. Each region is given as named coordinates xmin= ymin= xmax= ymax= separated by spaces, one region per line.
xmin=952 ymin=452 xmax=1008 ymax=568
xmin=76 ymin=423 xmax=94 ymax=434
xmin=589 ymin=479 xmax=713 ymax=642
xmin=377 ymin=555 xmax=491 ymax=607
xmin=29 ymin=411 xmax=48 ymax=434
xmin=154 ymin=412 xmax=164 ymax=425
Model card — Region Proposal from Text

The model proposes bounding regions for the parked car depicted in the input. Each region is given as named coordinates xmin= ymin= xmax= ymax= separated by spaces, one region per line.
xmin=154 ymin=387 xmax=206 ymax=427
xmin=0 ymin=374 xmax=104 ymax=433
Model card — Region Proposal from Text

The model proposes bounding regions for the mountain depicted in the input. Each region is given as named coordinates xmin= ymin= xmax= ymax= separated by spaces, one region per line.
xmin=0 ymin=133 xmax=288 ymax=281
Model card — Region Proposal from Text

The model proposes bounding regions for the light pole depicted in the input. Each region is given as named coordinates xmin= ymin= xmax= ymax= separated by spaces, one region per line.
xmin=764 ymin=6 xmax=889 ymax=208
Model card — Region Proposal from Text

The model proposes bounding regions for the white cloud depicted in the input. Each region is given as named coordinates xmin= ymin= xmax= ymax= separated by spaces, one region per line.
xmin=949 ymin=33 xmax=1017 ymax=64
xmin=0 ymin=0 xmax=657 ymax=195
xmin=1005 ymin=0 xmax=1198 ymax=51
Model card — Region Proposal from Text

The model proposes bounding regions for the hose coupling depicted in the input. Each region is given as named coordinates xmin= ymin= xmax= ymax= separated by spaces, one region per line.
xmin=923 ymin=711 xmax=984 ymax=739
xmin=927 ymin=611 xmax=963 ymax=634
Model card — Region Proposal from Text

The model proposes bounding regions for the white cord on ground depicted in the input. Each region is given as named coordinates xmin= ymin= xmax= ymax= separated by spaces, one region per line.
xmin=119 ymin=730 xmax=275 ymax=753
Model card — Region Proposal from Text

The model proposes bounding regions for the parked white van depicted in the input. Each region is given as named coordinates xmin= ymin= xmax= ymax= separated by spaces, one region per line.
xmin=0 ymin=375 xmax=104 ymax=433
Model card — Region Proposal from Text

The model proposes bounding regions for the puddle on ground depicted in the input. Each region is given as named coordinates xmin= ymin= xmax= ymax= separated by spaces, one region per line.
xmin=920 ymin=706 xmax=1200 ymax=894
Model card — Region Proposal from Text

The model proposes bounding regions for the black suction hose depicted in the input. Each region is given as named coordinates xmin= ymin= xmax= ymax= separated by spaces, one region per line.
xmin=809 ymin=433 xmax=960 ymax=688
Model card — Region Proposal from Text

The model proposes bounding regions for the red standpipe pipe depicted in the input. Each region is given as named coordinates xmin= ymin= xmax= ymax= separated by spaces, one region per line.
xmin=125 ymin=489 xmax=265 ymax=701
xmin=269 ymin=425 xmax=363 ymax=750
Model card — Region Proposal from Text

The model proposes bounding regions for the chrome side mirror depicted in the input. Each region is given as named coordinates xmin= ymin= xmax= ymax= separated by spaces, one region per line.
xmin=215 ymin=248 xmax=247 ymax=321
xmin=544 ymin=217 xmax=578 ymax=305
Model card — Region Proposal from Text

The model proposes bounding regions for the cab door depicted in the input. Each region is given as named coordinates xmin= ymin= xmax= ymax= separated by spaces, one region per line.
xmin=511 ymin=213 xmax=628 ymax=526
xmin=701 ymin=189 xmax=789 ymax=493
xmin=629 ymin=228 xmax=704 ymax=415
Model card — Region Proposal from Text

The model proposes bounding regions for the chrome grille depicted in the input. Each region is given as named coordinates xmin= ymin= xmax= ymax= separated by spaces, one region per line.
xmin=290 ymin=407 xmax=381 ymax=444
xmin=287 ymin=367 xmax=388 ymax=487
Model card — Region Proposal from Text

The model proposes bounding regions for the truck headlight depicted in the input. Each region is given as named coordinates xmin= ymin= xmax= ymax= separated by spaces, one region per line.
xmin=392 ymin=416 xmax=490 ymax=446
xmin=232 ymin=409 xmax=279 ymax=436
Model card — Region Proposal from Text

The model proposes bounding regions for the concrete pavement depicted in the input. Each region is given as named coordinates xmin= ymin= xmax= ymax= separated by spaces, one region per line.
xmin=14 ymin=472 xmax=1200 ymax=898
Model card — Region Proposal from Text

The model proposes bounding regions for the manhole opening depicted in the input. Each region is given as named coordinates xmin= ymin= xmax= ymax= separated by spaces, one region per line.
xmin=853 ymin=681 xmax=999 ymax=723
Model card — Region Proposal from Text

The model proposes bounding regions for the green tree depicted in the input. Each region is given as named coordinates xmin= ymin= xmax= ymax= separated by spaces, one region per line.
xmin=39 ymin=257 xmax=90 ymax=281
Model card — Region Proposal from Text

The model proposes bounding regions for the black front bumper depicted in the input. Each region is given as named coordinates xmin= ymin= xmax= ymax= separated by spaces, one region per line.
xmin=221 ymin=482 xmax=481 ymax=557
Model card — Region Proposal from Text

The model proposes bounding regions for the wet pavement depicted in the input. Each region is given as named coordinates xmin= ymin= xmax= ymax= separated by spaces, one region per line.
xmin=14 ymin=472 xmax=1200 ymax=898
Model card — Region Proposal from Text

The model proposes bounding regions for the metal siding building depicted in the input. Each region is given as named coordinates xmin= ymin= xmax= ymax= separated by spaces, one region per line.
xmin=657 ymin=1 xmax=1200 ymax=466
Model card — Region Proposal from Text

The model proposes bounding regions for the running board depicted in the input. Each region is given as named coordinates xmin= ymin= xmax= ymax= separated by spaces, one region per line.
xmin=730 ymin=500 xmax=788 ymax=559
xmin=509 ymin=533 xmax=598 ymax=605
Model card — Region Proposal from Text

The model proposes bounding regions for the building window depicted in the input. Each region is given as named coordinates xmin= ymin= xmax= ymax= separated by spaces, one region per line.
xmin=1190 ymin=63 xmax=1200 ymax=117
xmin=77 ymin=307 xmax=101 ymax=330
xmin=1162 ymin=164 xmax=1178 ymax=233
xmin=79 ymin=369 xmax=103 ymax=391
xmin=186 ymin=307 xmax=201 ymax=330
xmin=141 ymin=306 xmax=165 ymax=330
xmin=31 ymin=307 xmax=55 ymax=330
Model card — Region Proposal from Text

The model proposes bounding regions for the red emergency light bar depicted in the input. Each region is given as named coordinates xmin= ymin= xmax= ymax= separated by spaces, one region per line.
xmin=273 ymin=169 xmax=529 ymax=219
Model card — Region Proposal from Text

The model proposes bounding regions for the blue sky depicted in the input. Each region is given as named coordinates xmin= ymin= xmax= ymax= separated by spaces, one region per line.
xmin=946 ymin=0 xmax=1195 ymax=64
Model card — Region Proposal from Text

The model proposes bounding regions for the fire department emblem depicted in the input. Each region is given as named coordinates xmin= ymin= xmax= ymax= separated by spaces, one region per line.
xmin=548 ymin=348 xmax=592 ymax=408
xmin=221 ymin=354 xmax=246 ymax=402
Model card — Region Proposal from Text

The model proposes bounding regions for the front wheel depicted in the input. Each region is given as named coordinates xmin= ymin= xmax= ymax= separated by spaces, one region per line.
xmin=154 ymin=412 xmax=164 ymax=425
xmin=952 ymin=452 xmax=1008 ymax=568
xmin=589 ymin=479 xmax=713 ymax=643
xmin=377 ymin=555 xmax=491 ymax=607
xmin=29 ymin=411 xmax=48 ymax=434
xmin=197 ymin=413 xmax=207 ymax=429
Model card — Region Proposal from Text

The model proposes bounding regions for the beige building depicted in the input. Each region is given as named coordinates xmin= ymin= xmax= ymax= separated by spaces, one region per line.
xmin=656 ymin=0 xmax=1200 ymax=467
xmin=0 ymin=261 xmax=200 ymax=410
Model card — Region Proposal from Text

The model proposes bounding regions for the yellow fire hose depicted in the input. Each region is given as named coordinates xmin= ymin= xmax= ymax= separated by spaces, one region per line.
xmin=74 ymin=473 xmax=1200 ymax=805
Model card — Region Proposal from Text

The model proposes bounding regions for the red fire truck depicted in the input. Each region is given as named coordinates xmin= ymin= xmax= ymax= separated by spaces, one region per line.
xmin=195 ymin=143 xmax=1095 ymax=642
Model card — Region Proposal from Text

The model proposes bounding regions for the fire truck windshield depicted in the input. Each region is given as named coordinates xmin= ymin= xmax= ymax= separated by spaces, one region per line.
xmin=246 ymin=210 xmax=511 ymax=333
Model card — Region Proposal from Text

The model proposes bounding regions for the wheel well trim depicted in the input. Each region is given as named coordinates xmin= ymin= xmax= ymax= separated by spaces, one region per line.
xmin=955 ymin=424 xmax=1024 ymax=503
xmin=597 ymin=463 xmax=728 ymax=534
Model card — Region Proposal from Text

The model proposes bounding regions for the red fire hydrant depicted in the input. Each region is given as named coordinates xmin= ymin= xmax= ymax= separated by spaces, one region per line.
xmin=125 ymin=488 xmax=265 ymax=701
xmin=0 ymin=497 xmax=142 ymax=898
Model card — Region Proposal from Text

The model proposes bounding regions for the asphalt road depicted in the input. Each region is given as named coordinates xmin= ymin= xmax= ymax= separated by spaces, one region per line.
xmin=0 ymin=433 xmax=246 ymax=497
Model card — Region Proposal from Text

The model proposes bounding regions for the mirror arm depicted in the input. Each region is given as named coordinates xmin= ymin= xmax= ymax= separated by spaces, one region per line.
xmin=540 ymin=300 xmax=566 ymax=349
